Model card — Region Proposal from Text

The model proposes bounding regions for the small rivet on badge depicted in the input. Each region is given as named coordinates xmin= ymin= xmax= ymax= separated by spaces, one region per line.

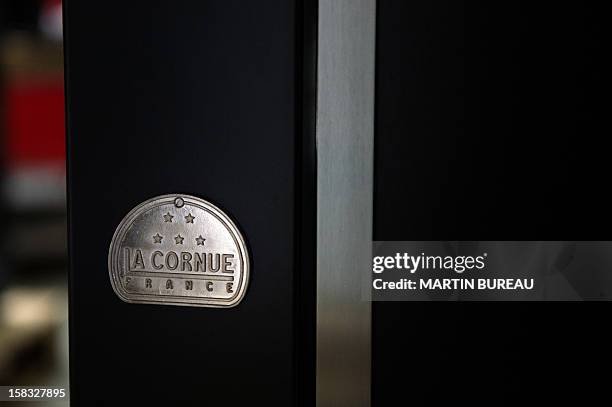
xmin=174 ymin=197 xmax=185 ymax=208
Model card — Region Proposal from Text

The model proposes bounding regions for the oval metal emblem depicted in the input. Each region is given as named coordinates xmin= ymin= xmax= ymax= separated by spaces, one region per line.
xmin=108 ymin=194 xmax=249 ymax=307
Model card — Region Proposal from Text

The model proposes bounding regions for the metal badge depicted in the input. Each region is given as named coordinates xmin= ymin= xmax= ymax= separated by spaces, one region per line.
xmin=108 ymin=194 xmax=249 ymax=307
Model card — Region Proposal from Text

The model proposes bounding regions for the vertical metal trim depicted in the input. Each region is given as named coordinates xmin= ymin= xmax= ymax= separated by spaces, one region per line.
xmin=316 ymin=1 xmax=375 ymax=406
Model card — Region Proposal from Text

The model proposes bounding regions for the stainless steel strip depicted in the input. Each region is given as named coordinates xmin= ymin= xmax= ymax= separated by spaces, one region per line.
xmin=316 ymin=1 xmax=375 ymax=405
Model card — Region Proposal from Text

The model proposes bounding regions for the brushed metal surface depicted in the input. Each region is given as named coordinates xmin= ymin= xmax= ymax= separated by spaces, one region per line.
xmin=108 ymin=194 xmax=249 ymax=307
xmin=316 ymin=0 xmax=375 ymax=405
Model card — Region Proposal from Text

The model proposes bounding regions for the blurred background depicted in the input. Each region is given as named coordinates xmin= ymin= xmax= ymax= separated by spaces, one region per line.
xmin=0 ymin=0 xmax=68 ymax=402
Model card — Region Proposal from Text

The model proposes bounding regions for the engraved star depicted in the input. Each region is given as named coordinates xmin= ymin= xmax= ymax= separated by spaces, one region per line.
xmin=153 ymin=233 xmax=163 ymax=244
xmin=174 ymin=234 xmax=184 ymax=244
xmin=163 ymin=212 xmax=174 ymax=222
xmin=185 ymin=213 xmax=195 ymax=223
xmin=196 ymin=235 xmax=206 ymax=245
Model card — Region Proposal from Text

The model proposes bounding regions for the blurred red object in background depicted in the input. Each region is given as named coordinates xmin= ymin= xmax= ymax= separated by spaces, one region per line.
xmin=5 ymin=78 xmax=65 ymax=168
xmin=1 ymin=33 xmax=65 ymax=210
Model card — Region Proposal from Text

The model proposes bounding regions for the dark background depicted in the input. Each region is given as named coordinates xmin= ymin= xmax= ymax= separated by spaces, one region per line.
xmin=65 ymin=1 xmax=310 ymax=405
xmin=59 ymin=0 xmax=610 ymax=405
xmin=373 ymin=1 xmax=608 ymax=405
